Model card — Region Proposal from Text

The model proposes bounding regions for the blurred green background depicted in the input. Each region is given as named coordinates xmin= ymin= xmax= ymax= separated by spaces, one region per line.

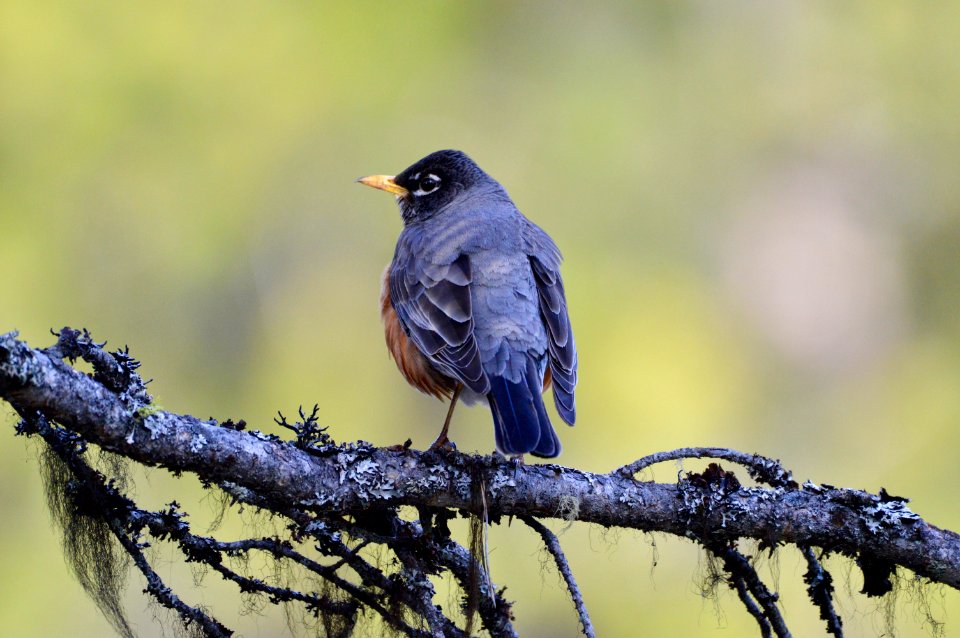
xmin=2 ymin=2 xmax=959 ymax=636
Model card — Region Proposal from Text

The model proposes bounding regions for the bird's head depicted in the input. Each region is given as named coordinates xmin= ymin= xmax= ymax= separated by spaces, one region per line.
xmin=357 ymin=150 xmax=490 ymax=224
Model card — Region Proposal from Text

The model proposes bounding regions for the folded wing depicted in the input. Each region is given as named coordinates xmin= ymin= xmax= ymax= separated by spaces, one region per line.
xmin=389 ymin=252 xmax=490 ymax=395
xmin=530 ymin=256 xmax=577 ymax=425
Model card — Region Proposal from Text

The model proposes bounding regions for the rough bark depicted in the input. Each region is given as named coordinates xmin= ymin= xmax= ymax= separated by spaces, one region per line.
xmin=1 ymin=329 xmax=957 ymax=637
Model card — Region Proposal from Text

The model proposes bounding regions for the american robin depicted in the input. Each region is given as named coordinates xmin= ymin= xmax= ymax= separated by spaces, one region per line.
xmin=358 ymin=150 xmax=577 ymax=458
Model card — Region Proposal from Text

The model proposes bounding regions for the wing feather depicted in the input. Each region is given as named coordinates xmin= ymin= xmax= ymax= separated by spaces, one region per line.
xmin=531 ymin=256 xmax=577 ymax=425
xmin=389 ymin=252 xmax=490 ymax=394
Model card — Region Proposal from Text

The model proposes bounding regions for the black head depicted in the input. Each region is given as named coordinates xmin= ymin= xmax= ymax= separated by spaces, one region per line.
xmin=359 ymin=150 xmax=492 ymax=224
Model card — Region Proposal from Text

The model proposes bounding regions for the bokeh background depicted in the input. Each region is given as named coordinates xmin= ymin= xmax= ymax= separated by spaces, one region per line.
xmin=2 ymin=2 xmax=959 ymax=636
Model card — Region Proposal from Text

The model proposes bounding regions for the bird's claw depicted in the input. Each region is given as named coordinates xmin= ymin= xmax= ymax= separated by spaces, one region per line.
xmin=427 ymin=436 xmax=457 ymax=453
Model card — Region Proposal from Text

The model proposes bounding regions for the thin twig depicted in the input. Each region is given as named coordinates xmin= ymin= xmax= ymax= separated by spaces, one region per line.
xmin=714 ymin=544 xmax=792 ymax=638
xmin=801 ymin=546 xmax=844 ymax=636
xmin=331 ymin=512 xmax=517 ymax=638
xmin=617 ymin=447 xmax=795 ymax=488
xmin=732 ymin=575 xmax=772 ymax=638
xmin=519 ymin=516 xmax=595 ymax=638
xmin=433 ymin=536 xmax=517 ymax=638
xmin=393 ymin=548 xmax=465 ymax=638
xmin=112 ymin=526 xmax=234 ymax=637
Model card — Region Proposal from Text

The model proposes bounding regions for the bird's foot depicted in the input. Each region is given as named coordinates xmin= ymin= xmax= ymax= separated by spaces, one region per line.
xmin=427 ymin=435 xmax=457 ymax=453
xmin=509 ymin=454 xmax=525 ymax=480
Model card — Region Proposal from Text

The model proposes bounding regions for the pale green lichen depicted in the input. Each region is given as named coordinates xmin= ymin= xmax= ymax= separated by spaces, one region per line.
xmin=135 ymin=403 xmax=163 ymax=419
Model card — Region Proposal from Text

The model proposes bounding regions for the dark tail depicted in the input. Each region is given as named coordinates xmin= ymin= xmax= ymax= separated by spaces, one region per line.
xmin=487 ymin=357 xmax=560 ymax=458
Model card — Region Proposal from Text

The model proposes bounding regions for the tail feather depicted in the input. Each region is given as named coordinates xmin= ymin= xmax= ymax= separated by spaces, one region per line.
xmin=551 ymin=371 xmax=576 ymax=426
xmin=487 ymin=357 xmax=560 ymax=458
xmin=531 ymin=385 xmax=560 ymax=457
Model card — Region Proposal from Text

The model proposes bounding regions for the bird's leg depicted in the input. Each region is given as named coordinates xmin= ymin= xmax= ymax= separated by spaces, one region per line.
xmin=510 ymin=454 xmax=524 ymax=482
xmin=428 ymin=383 xmax=463 ymax=451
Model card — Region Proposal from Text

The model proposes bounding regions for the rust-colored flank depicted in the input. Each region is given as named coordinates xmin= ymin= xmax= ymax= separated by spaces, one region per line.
xmin=380 ymin=266 xmax=553 ymax=400
xmin=380 ymin=266 xmax=457 ymax=400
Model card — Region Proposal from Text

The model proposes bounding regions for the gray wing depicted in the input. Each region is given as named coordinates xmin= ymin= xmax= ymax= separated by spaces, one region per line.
xmin=389 ymin=251 xmax=490 ymax=394
xmin=530 ymin=255 xmax=577 ymax=425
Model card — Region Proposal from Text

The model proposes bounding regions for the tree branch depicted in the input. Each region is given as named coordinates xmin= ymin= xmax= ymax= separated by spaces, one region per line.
xmin=2 ymin=329 xmax=958 ymax=636
xmin=519 ymin=516 xmax=595 ymax=638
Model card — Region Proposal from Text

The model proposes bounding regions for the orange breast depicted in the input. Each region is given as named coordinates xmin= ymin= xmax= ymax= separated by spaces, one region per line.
xmin=380 ymin=265 xmax=457 ymax=400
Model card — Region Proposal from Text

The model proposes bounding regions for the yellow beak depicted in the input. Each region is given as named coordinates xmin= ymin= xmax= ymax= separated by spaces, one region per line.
xmin=356 ymin=174 xmax=409 ymax=197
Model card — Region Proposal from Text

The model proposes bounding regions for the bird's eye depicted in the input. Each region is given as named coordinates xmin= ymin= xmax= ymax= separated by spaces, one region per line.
xmin=414 ymin=174 xmax=441 ymax=196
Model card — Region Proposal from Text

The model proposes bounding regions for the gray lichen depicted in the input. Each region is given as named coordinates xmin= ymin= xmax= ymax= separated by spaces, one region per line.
xmin=189 ymin=434 xmax=208 ymax=454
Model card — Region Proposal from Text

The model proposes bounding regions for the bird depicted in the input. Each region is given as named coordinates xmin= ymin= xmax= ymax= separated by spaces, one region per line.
xmin=358 ymin=150 xmax=577 ymax=458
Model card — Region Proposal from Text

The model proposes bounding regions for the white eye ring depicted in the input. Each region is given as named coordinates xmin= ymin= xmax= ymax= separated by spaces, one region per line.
xmin=413 ymin=174 xmax=441 ymax=197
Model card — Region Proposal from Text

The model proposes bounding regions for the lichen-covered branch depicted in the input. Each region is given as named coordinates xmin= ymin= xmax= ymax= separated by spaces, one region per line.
xmin=519 ymin=516 xmax=594 ymax=638
xmin=2 ymin=328 xmax=959 ymax=637
xmin=801 ymin=545 xmax=844 ymax=636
